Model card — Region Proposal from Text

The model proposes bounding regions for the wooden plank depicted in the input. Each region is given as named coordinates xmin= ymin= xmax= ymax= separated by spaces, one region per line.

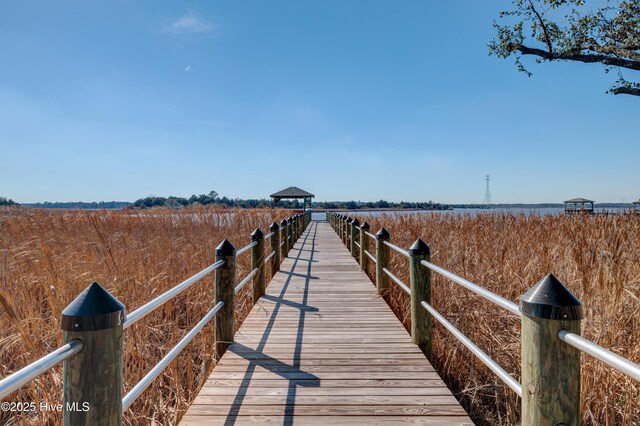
xmin=183 ymin=404 xmax=468 ymax=416
xmin=181 ymin=416 xmax=473 ymax=425
xmin=198 ymin=386 xmax=454 ymax=396
xmin=188 ymin=395 xmax=461 ymax=406
xmin=179 ymin=221 xmax=471 ymax=425
xmin=204 ymin=379 xmax=450 ymax=388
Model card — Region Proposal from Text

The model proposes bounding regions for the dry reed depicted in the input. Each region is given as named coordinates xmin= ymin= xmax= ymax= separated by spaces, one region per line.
xmin=0 ymin=206 xmax=290 ymax=425
xmin=354 ymin=211 xmax=640 ymax=425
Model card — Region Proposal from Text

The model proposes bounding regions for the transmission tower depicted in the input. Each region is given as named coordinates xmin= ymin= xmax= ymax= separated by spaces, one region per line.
xmin=483 ymin=175 xmax=493 ymax=204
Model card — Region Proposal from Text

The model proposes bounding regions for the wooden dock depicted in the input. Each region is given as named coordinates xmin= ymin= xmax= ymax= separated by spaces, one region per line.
xmin=180 ymin=220 xmax=472 ymax=425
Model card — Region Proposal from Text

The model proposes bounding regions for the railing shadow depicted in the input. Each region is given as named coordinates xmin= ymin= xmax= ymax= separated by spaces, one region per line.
xmin=222 ymin=222 xmax=320 ymax=425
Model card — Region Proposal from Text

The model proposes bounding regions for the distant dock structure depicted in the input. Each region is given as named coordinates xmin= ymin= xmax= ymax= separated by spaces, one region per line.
xmin=270 ymin=186 xmax=315 ymax=210
xmin=564 ymin=198 xmax=595 ymax=214
xmin=634 ymin=199 xmax=640 ymax=213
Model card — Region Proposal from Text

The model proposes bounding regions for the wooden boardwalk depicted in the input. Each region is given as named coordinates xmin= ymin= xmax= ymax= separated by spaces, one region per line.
xmin=180 ymin=220 xmax=472 ymax=425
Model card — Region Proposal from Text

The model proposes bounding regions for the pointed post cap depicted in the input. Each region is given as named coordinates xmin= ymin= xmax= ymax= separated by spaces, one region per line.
xmin=251 ymin=228 xmax=264 ymax=240
xmin=520 ymin=274 xmax=583 ymax=320
xmin=280 ymin=218 xmax=287 ymax=226
xmin=346 ymin=217 xmax=353 ymax=223
xmin=361 ymin=221 xmax=370 ymax=230
xmin=352 ymin=218 xmax=360 ymax=226
xmin=269 ymin=221 xmax=280 ymax=231
xmin=375 ymin=227 xmax=390 ymax=239
xmin=61 ymin=282 xmax=126 ymax=331
xmin=408 ymin=238 xmax=430 ymax=256
xmin=215 ymin=239 xmax=236 ymax=256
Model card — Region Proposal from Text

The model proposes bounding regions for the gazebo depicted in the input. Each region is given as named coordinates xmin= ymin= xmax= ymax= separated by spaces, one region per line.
xmin=270 ymin=186 xmax=315 ymax=211
xmin=564 ymin=198 xmax=595 ymax=214
xmin=633 ymin=199 xmax=640 ymax=213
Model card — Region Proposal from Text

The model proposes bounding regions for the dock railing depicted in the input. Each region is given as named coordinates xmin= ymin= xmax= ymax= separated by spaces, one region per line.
xmin=0 ymin=212 xmax=311 ymax=425
xmin=328 ymin=211 xmax=640 ymax=426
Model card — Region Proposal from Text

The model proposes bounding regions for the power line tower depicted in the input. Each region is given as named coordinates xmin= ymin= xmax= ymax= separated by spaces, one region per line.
xmin=483 ymin=175 xmax=493 ymax=205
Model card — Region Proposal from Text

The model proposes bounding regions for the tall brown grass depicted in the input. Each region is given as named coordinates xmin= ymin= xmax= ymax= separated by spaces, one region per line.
xmin=354 ymin=212 xmax=640 ymax=425
xmin=0 ymin=206 xmax=290 ymax=425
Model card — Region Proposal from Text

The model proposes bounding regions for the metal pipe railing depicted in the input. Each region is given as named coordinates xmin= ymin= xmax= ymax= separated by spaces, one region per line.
xmin=263 ymin=232 xmax=275 ymax=239
xmin=264 ymin=251 xmax=276 ymax=263
xmin=236 ymin=241 xmax=258 ymax=256
xmin=124 ymin=260 xmax=225 ymax=329
xmin=0 ymin=339 xmax=84 ymax=399
xmin=122 ymin=301 xmax=224 ymax=411
xmin=420 ymin=260 xmax=520 ymax=316
xmin=383 ymin=267 xmax=411 ymax=295
xmin=235 ymin=268 xmax=259 ymax=295
xmin=558 ymin=330 xmax=640 ymax=381
xmin=364 ymin=250 xmax=376 ymax=264
xmin=365 ymin=231 xmax=376 ymax=240
xmin=421 ymin=300 xmax=523 ymax=396
xmin=383 ymin=240 xmax=410 ymax=257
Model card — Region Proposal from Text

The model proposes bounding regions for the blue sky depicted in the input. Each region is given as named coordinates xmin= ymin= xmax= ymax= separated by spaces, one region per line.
xmin=1 ymin=1 xmax=638 ymax=203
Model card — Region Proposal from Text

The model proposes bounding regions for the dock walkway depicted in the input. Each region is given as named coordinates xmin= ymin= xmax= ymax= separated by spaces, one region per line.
xmin=180 ymin=220 xmax=471 ymax=425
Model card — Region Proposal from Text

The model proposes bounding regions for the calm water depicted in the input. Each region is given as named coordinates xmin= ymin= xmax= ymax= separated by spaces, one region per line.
xmin=312 ymin=207 xmax=632 ymax=220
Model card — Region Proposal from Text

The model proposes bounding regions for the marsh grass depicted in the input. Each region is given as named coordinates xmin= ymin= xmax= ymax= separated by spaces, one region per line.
xmin=355 ymin=212 xmax=640 ymax=425
xmin=0 ymin=206 xmax=289 ymax=425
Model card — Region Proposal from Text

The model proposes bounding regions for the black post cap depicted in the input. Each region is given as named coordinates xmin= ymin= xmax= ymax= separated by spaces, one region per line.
xmin=251 ymin=228 xmax=264 ymax=240
xmin=361 ymin=221 xmax=370 ymax=230
xmin=352 ymin=218 xmax=360 ymax=226
xmin=346 ymin=217 xmax=353 ymax=223
xmin=280 ymin=219 xmax=287 ymax=226
xmin=61 ymin=282 xmax=126 ymax=331
xmin=520 ymin=274 xmax=584 ymax=320
xmin=408 ymin=238 xmax=430 ymax=256
xmin=375 ymin=227 xmax=390 ymax=239
xmin=215 ymin=239 xmax=236 ymax=256
xmin=269 ymin=221 xmax=280 ymax=231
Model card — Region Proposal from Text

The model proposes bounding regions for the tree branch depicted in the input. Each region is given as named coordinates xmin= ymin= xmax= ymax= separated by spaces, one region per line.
xmin=610 ymin=86 xmax=640 ymax=96
xmin=527 ymin=0 xmax=553 ymax=53
xmin=584 ymin=38 xmax=640 ymax=63
xmin=510 ymin=43 xmax=640 ymax=71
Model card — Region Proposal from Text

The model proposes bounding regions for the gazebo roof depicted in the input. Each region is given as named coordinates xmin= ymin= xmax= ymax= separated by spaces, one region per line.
xmin=270 ymin=186 xmax=315 ymax=199
xmin=564 ymin=198 xmax=595 ymax=204
xmin=633 ymin=199 xmax=640 ymax=205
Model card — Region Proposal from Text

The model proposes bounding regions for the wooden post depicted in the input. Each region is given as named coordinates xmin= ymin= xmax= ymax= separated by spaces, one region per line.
xmin=359 ymin=221 xmax=370 ymax=272
xmin=292 ymin=216 xmax=297 ymax=244
xmin=270 ymin=222 xmax=280 ymax=276
xmin=345 ymin=218 xmax=352 ymax=246
xmin=408 ymin=239 xmax=432 ymax=359
xmin=61 ymin=282 xmax=126 ymax=425
xmin=343 ymin=216 xmax=347 ymax=242
xmin=215 ymin=239 xmax=236 ymax=359
xmin=280 ymin=219 xmax=288 ymax=258
xmin=285 ymin=218 xmax=292 ymax=254
xmin=350 ymin=218 xmax=359 ymax=258
xmin=251 ymin=228 xmax=265 ymax=305
xmin=520 ymin=274 xmax=583 ymax=426
xmin=375 ymin=227 xmax=390 ymax=296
